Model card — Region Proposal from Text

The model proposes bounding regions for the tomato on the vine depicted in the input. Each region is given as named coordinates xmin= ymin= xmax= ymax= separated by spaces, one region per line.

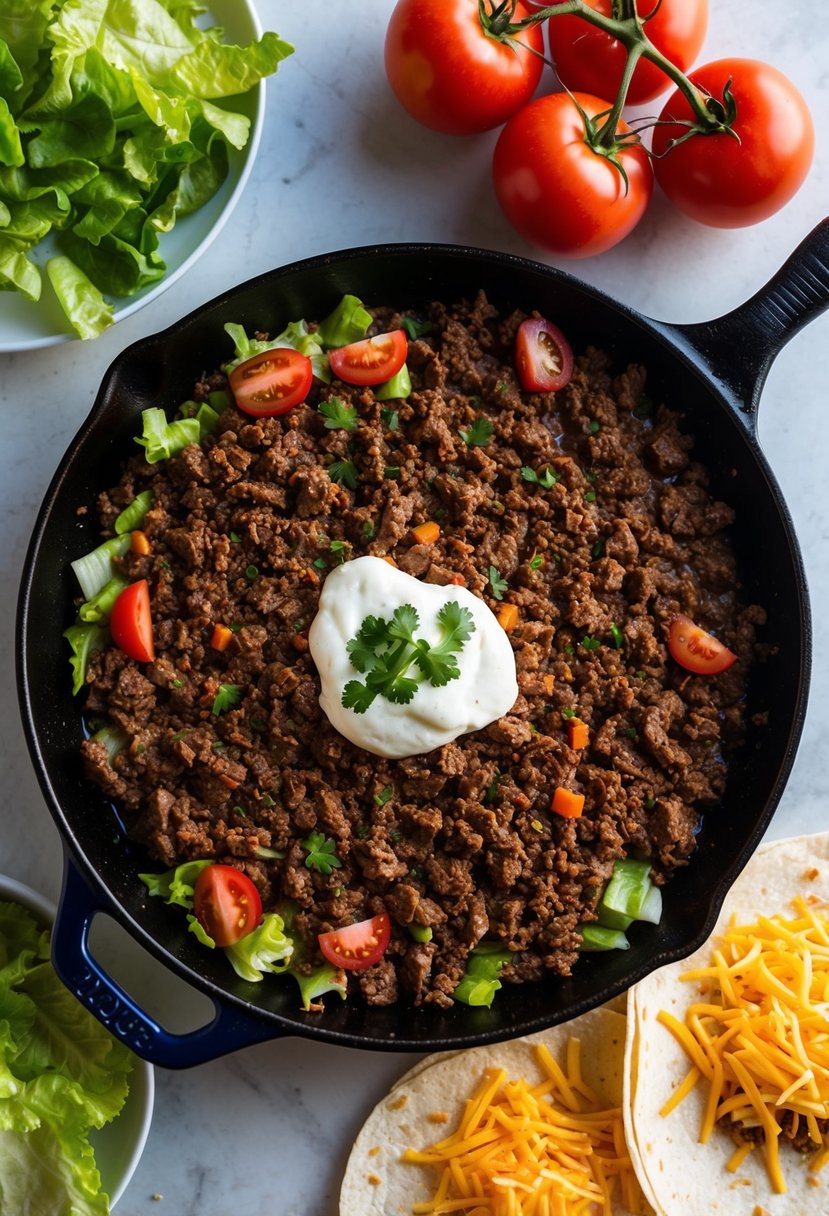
xmin=492 ymin=92 xmax=652 ymax=258
xmin=668 ymin=614 xmax=736 ymax=676
xmin=384 ymin=0 xmax=545 ymax=135
xmin=110 ymin=579 xmax=154 ymax=663
xmin=318 ymin=912 xmax=391 ymax=971
xmin=515 ymin=318 xmax=573 ymax=392
xmin=229 ymin=348 xmax=313 ymax=417
xmin=651 ymin=59 xmax=814 ymax=228
xmin=547 ymin=0 xmax=708 ymax=107
xmin=193 ymin=864 xmax=263 ymax=947
xmin=329 ymin=330 xmax=407 ymax=386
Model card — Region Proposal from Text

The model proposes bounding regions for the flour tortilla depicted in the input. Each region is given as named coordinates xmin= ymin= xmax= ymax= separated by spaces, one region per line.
xmin=626 ymin=831 xmax=829 ymax=1216
xmin=340 ymin=1004 xmax=646 ymax=1216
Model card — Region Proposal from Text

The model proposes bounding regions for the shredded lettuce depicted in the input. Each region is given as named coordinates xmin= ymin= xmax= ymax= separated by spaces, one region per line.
xmin=78 ymin=573 xmax=128 ymax=623
xmin=376 ymin=363 xmax=412 ymax=401
xmin=225 ymin=913 xmax=294 ymax=983
xmin=290 ymin=963 xmax=347 ymax=1012
xmin=315 ymin=293 xmax=372 ymax=349
xmin=222 ymin=317 xmax=329 ymax=382
xmin=139 ymin=859 xmax=212 ymax=909
xmin=133 ymin=406 xmax=198 ymax=462
xmin=70 ymin=533 xmax=130 ymax=601
xmin=452 ymin=943 xmax=512 ymax=1009
xmin=90 ymin=724 xmax=127 ymax=763
xmin=0 ymin=900 xmax=134 ymax=1215
xmin=0 ymin=0 xmax=293 ymax=338
xmin=114 ymin=489 xmax=153 ymax=535
xmin=63 ymin=621 xmax=107 ymax=695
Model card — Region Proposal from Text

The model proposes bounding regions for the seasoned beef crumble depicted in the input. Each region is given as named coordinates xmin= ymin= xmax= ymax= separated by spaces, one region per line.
xmin=79 ymin=292 xmax=763 ymax=1008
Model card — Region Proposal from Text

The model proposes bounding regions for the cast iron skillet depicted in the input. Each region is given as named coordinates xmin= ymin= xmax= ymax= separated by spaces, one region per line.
xmin=17 ymin=225 xmax=829 ymax=1067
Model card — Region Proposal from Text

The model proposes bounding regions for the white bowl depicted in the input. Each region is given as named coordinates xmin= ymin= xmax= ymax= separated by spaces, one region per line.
xmin=0 ymin=874 xmax=155 ymax=1208
xmin=0 ymin=0 xmax=266 ymax=353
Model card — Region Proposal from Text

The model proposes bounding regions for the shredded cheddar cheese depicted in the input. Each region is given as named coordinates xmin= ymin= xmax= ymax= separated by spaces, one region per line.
xmin=657 ymin=895 xmax=829 ymax=1195
xmin=402 ymin=1040 xmax=647 ymax=1214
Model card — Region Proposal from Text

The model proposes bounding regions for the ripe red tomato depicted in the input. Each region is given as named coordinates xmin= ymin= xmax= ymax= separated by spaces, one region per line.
xmin=492 ymin=92 xmax=652 ymax=258
xmin=229 ymin=348 xmax=313 ymax=417
xmin=318 ymin=912 xmax=391 ymax=971
xmin=328 ymin=331 xmax=408 ymax=386
xmin=110 ymin=579 xmax=154 ymax=663
xmin=193 ymin=864 xmax=263 ymax=947
xmin=547 ymin=0 xmax=708 ymax=107
xmin=668 ymin=614 xmax=736 ymax=675
xmin=651 ymin=59 xmax=814 ymax=228
xmin=515 ymin=318 xmax=573 ymax=392
xmin=384 ymin=0 xmax=544 ymax=135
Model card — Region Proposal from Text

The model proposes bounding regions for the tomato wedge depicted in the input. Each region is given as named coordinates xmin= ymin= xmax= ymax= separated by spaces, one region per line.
xmin=668 ymin=614 xmax=737 ymax=675
xmin=229 ymin=348 xmax=313 ymax=417
xmin=318 ymin=912 xmax=391 ymax=970
xmin=328 ymin=331 xmax=407 ymax=386
xmin=515 ymin=318 xmax=574 ymax=392
xmin=193 ymin=864 xmax=263 ymax=947
xmin=110 ymin=579 xmax=154 ymax=662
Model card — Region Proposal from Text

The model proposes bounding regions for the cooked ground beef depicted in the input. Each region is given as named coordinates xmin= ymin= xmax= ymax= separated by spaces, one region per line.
xmin=78 ymin=292 xmax=763 ymax=1008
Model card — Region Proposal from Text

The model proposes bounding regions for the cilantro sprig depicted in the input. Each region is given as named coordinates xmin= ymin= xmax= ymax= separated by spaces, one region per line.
xmin=458 ymin=417 xmax=494 ymax=448
xmin=212 ymin=683 xmax=242 ymax=715
xmin=488 ymin=566 xmax=508 ymax=601
xmin=328 ymin=459 xmax=358 ymax=489
xmin=521 ymin=465 xmax=559 ymax=488
xmin=301 ymin=832 xmax=342 ymax=875
xmin=319 ymin=398 xmax=358 ymax=431
xmin=342 ymin=601 xmax=476 ymax=714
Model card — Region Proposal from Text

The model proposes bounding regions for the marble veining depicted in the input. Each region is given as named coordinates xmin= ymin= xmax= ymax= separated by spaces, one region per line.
xmin=1 ymin=2 xmax=827 ymax=1212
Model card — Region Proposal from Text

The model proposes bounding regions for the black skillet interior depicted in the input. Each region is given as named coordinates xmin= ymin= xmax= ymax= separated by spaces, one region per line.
xmin=18 ymin=244 xmax=809 ymax=1051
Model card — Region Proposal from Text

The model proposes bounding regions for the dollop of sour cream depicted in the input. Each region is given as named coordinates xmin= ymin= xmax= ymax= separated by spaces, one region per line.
xmin=308 ymin=556 xmax=518 ymax=759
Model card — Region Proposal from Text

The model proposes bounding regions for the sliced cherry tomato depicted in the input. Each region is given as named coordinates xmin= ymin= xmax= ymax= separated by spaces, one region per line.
xmin=548 ymin=0 xmax=708 ymax=107
xmin=651 ymin=59 xmax=814 ymax=228
xmin=515 ymin=318 xmax=574 ymax=392
xmin=668 ymin=614 xmax=736 ymax=676
xmin=110 ymin=579 xmax=154 ymax=663
xmin=318 ymin=912 xmax=391 ymax=971
xmin=193 ymin=864 xmax=263 ymax=947
xmin=492 ymin=92 xmax=652 ymax=258
xmin=384 ymin=0 xmax=544 ymax=135
xmin=229 ymin=348 xmax=313 ymax=417
xmin=328 ymin=331 xmax=407 ymax=387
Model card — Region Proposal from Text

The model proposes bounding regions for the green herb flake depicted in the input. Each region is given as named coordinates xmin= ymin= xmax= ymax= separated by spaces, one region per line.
xmin=581 ymin=635 xmax=601 ymax=652
xmin=313 ymin=557 xmax=328 ymax=570
xmin=229 ymin=531 xmax=241 ymax=543
xmin=328 ymin=460 xmax=358 ymax=490
xmin=488 ymin=566 xmax=508 ymax=601
xmin=384 ymin=466 xmax=401 ymax=479
xmin=400 ymin=316 xmax=432 ymax=340
xmin=232 ymin=805 xmax=247 ymax=818
xmin=609 ymin=623 xmax=624 ymax=649
xmin=592 ymin=538 xmax=606 ymax=559
xmin=373 ymin=785 xmax=394 ymax=807
xmin=458 ymin=417 xmax=494 ymax=448
xmin=362 ymin=519 xmax=375 ymax=539
xmin=301 ymin=831 xmax=342 ymax=875
xmin=624 ymin=727 xmax=639 ymax=740
xmin=329 ymin=540 xmax=351 ymax=564
xmin=171 ymin=679 xmax=185 ymax=689
xmin=589 ymin=419 xmax=601 ymax=434
xmin=380 ymin=407 xmax=400 ymax=431
xmin=319 ymin=397 xmax=358 ymax=431
xmin=585 ymin=490 xmax=597 ymax=503
xmin=262 ymin=794 xmax=275 ymax=807
xmin=212 ymin=683 xmax=243 ymax=716
xmin=245 ymin=564 xmax=259 ymax=580
xmin=645 ymin=797 xmax=656 ymax=809
xmin=521 ymin=465 xmax=559 ymax=489
xmin=484 ymin=769 xmax=502 ymax=805
xmin=356 ymin=825 xmax=371 ymax=839
xmin=529 ymin=551 xmax=544 ymax=570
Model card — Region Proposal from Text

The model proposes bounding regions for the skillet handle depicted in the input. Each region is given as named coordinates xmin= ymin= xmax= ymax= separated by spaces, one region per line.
xmin=672 ymin=218 xmax=829 ymax=419
xmin=51 ymin=854 xmax=284 ymax=1069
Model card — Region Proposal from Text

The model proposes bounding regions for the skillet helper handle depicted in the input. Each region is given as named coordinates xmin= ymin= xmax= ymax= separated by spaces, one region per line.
xmin=51 ymin=854 xmax=283 ymax=1069
xmin=676 ymin=217 xmax=829 ymax=418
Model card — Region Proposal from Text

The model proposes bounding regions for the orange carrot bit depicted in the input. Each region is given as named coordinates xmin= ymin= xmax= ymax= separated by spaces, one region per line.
xmin=302 ymin=567 xmax=320 ymax=584
xmin=551 ymin=787 xmax=585 ymax=818
xmin=497 ymin=603 xmax=519 ymax=633
xmin=568 ymin=718 xmax=589 ymax=750
xmin=210 ymin=623 xmax=234 ymax=652
xmin=382 ymin=555 xmax=398 ymax=568
xmin=131 ymin=529 xmax=152 ymax=555
xmin=411 ymin=520 xmax=441 ymax=545
xmin=543 ymin=673 xmax=555 ymax=694
xmin=450 ymin=573 xmax=466 ymax=586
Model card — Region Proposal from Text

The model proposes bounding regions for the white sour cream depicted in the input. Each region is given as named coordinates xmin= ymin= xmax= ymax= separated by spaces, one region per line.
xmin=308 ymin=555 xmax=518 ymax=759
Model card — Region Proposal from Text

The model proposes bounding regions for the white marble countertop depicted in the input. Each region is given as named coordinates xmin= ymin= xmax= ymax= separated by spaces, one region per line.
xmin=1 ymin=2 xmax=828 ymax=1212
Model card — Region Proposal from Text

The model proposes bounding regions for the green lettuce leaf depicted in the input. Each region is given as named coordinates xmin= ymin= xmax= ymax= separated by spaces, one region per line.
xmin=169 ymin=30 xmax=294 ymax=99
xmin=63 ymin=621 xmax=108 ymax=695
xmin=225 ymin=913 xmax=294 ymax=983
xmin=69 ymin=533 xmax=130 ymax=600
xmin=139 ymin=859 xmax=212 ymax=908
xmin=46 ymin=256 xmax=114 ymax=339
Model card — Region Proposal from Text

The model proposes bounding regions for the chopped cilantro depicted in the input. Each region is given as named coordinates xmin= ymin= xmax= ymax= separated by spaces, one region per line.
xmin=245 ymin=564 xmax=259 ymax=580
xmin=484 ymin=770 xmax=502 ymax=805
xmin=592 ymin=538 xmax=606 ymax=558
xmin=373 ymin=785 xmax=394 ymax=807
xmin=356 ymin=825 xmax=371 ymax=839
xmin=529 ymin=551 xmax=544 ymax=570
xmin=521 ymin=465 xmax=558 ymax=488
xmin=312 ymin=557 xmax=327 ymax=570
xmin=581 ymin=635 xmax=601 ymax=652
xmin=624 ymin=727 xmax=639 ymax=740
xmin=211 ymin=683 xmax=242 ymax=715
xmin=458 ymin=417 xmax=494 ymax=447
xmin=319 ymin=397 xmax=358 ymax=431
xmin=362 ymin=519 xmax=375 ymax=539
xmin=171 ymin=679 xmax=184 ymax=689
xmin=589 ymin=419 xmax=601 ymax=434
xmin=229 ymin=531 xmax=241 ymax=543
xmin=562 ymin=707 xmax=576 ymax=719
xmin=232 ymin=805 xmax=247 ymax=817
xmin=585 ymin=490 xmax=597 ymax=503
xmin=645 ymin=797 xmax=656 ymax=808
xmin=400 ymin=316 xmax=432 ymax=340
xmin=496 ymin=381 xmax=508 ymax=394
xmin=261 ymin=794 xmax=275 ymax=807
xmin=609 ymin=622 xmax=624 ymax=649
xmin=301 ymin=832 xmax=342 ymax=875
xmin=380 ymin=407 xmax=399 ymax=430
xmin=329 ymin=540 xmax=351 ymax=564
xmin=488 ymin=566 xmax=508 ymax=601
xmin=328 ymin=460 xmax=358 ymax=489
xmin=384 ymin=466 xmax=401 ymax=479
xmin=342 ymin=600 xmax=476 ymax=713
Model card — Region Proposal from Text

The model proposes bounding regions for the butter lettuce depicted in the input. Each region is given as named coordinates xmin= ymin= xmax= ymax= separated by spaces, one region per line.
xmin=0 ymin=0 xmax=293 ymax=338
xmin=0 ymin=900 xmax=134 ymax=1215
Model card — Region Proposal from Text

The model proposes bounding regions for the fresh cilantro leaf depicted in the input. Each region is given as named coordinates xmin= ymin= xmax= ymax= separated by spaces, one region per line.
xmin=211 ymin=683 xmax=242 ymax=715
xmin=313 ymin=557 xmax=327 ymax=570
xmin=609 ymin=622 xmax=624 ymax=648
xmin=342 ymin=679 xmax=377 ymax=713
xmin=328 ymin=460 xmax=358 ymax=489
xmin=346 ymin=613 xmax=391 ymax=672
xmin=384 ymin=466 xmax=401 ymax=479
xmin=412 ymin=600 xmax=474 ymax=686
xmin=301 ymin=831 xmax=342 ymax=875
xmin=521 ymin=465 xmax=558 ymax=488
xmin=529 ymin=551 xmax=544 ymax=570
xmin=459 ymin=417 xmax=494 ymax=448
xmin=484 ymin=769 xmax=502 ymax=805
xmin=329 ymin=539 xmax=351 ymax=564
xmin=488 ymin=566 xmax=508 ymax=601
xmin=319 ymin=397 xmax=358 ymax=431
xmin=385 ymin=675 xmax=420 ymax=704
xmin=581 ymin=635 xmax=601 ymax=652
xmin=388 ymin=603 xmax=419 ymax=644
xmin=374 ymin=785 xmax=394 ymax=807
xmin=380 ymin=407 xmax=399 ymax=430
xmin=362 ymin=519 xmax=375 ymax=538
xmin=400 ymin=316 xmax=432 ymax=340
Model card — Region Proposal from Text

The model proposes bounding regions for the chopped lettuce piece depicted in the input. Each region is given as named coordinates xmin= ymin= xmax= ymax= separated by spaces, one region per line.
xmin=63 ymin=621 xmax=107 ymax=695
xmin=77 ymin=573 xmax=127 ymax=623
xmin=289 ymin=963 xmax=347 ymax=1012
xmin=69 ymin=533 xmax=130 ymax=600
xmin=90 ymin=724 xmax=126 ymax=764
xmin=375 ymin=363 xmax=412 ymax=401
xmin=134 ymin=406 xmax=199 ymax=463
xmin=46 ymin=255 xmax=113 ymax=340
xmin=225 ymin=913 xmax=294 ymax=983
xmin=186 ymin=914 xmax=215 ymax=948
xmin=316 ymin=293 xmax=372 ymax=349
xmin=222 ymin=317 xmax=329 ymax=382
xmin=578 ymin=925 xmax=631 ymax=952
xmin=139 ymin=859 xmax=212 ymax=909
xmin=596 ymin=858 xmax=658 ymax=931
xmin=452 ymin=942 xmax=512 ymax=1009
xmin=114 ymin=489 xmax=153 ymax=535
